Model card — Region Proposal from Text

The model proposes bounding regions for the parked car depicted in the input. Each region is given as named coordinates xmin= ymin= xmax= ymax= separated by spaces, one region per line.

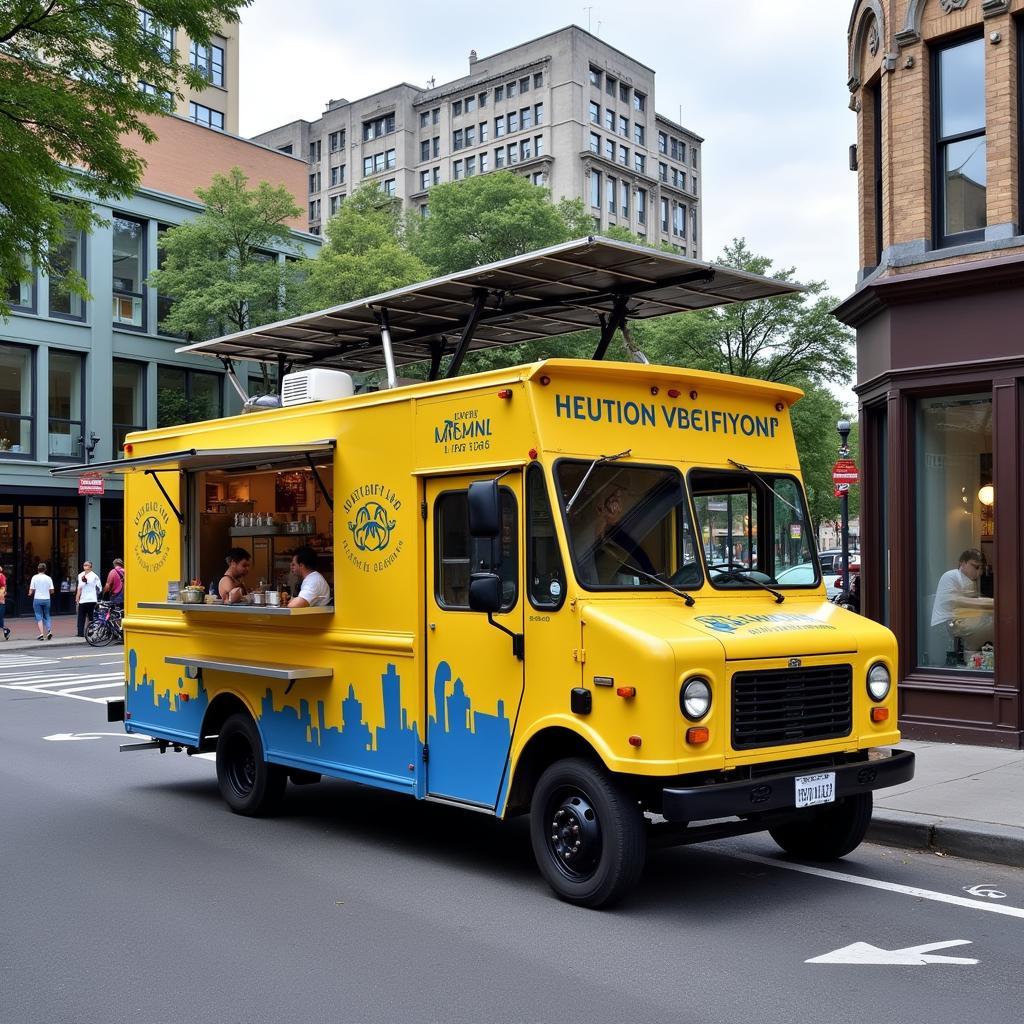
xmin=818 ymin=548 xmax=860 ymax=574
xmin=776 ymin=561 xmax=859 ymax=601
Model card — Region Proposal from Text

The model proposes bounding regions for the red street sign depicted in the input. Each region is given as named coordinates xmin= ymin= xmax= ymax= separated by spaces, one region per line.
xmin=832 ymin=459 xmax=859 ymax=485
xmin=834 ymin=483 xmax=850 ymax=499
xmin=78 ymin=476 xmax=105 ymax=496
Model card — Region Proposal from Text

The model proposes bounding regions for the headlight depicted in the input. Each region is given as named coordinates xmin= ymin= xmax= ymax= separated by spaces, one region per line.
xmin=867 ymin=663 xmax=891 ymax=702
xmin=680 ymin=678 xmax=712 ymax=720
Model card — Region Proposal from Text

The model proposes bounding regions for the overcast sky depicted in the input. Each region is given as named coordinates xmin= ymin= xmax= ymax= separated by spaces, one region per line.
xmin=238 ymin=0 xmax=858 ymax=301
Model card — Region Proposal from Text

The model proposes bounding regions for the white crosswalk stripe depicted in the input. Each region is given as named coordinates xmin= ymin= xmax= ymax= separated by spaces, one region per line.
xmin=0 ymin=660 xmax=124 ymax=703
xmin=0 ymin=654 xmax=61 ymax=668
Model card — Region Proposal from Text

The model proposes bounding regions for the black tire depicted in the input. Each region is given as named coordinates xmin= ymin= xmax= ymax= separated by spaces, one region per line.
xmin=529 ymin=757 xmax=646 ymax=908
xmin=85 ymin=621 xmax=112 ymax=647
xmin=215 ymin=712 xmax=287 ymax=816
xmin=768 ymin=792 xmax=873 ymax=860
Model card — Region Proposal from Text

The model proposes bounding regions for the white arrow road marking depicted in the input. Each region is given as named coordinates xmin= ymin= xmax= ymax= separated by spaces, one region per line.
xmin=963 ymin=884 xmax=1007 ymax=899
xmin=44 ymin=732 xmax=131 ymax=742
xmin=727 ymin=851 xmax=1024 ymax=920
xmin=807 ymin=939 xmax=977 ymax=965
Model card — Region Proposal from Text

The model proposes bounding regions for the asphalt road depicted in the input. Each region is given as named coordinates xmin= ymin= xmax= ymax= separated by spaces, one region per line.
xmin=2 ymin=649 xmax=1023 ymax=1024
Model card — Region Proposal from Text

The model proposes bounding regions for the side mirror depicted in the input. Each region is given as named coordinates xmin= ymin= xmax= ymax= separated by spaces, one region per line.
xmin=468 ymin=572 xmax=502 ymax=613
xmin=468 ymin=479 xmax=501 ymax=538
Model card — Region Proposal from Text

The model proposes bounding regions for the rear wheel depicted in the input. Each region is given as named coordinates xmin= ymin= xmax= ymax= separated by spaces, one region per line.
xmin=215 ymin=712 xmax=287 ymax=816
xmin=84 ymin=621 xmax=112 ymax=647
xmin=768 ymin=792 xmax=873 ymax=860
xmin=529 ymin=758 xmax=646 ymax=908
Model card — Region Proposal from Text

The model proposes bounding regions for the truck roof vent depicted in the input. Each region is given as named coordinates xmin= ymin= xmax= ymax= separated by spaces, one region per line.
xmin=281 ymin=369 xmax=355 ymax=407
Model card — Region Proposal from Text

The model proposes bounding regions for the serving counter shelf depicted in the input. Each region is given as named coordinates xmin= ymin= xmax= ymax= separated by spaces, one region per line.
xmin=138 ymin=601 xmax=333 ymax=616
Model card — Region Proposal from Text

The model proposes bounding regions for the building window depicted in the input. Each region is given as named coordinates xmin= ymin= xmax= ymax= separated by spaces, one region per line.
xmin=534 ymin=134 xmax=543 ymax=156
xmin=619 ymin=145 xmax=628 ymax=166
xmin=660 ymin=196 xmax=669 ymax=232
xmin=589 ymin=132 xmax=600 ymax=154
xmin=589 ymin=66 xmax=602 ymax=88
xmin=604 ymin=138 xmax=614 ymax=161
xmin=480 ymin=152 xmax=489 ymax=173
xmin=521 ymin=106 xmax=533 ymax=130
xmin=309 ymin=139 xmax=321 ymax=163
xmin=155 ymin=224 xmax=182 ymax=338
xmin=465 ymin=95 xmax=476 ymax=113
xmin=590 ymin=170 xmax=601 ymax=208
xmin=589 ymin=101 xmax=600 ymax=125
xmin=465 ymin=125 xmax=475 ymax=146
xmin=277 ymin=144 xmax=292 ymax=155
xmin=934 ymin=35 xmax=986 ymax=246
xmin=452 ymin=99 xmax=463 ymax=117
xmin=634 ymin=91 xmax=646 ymax=112
xmin=453 ymin=128 xmax=464 ymax=150
xmin=692 ymin=147 xmax=698 ymax=168
xmin=508 ymin=110 xmax=519 ymax=133
xmin=495 ymin=84 xmax=504 ymax=102
xmin=605 ymin=75 xmax=616 ymax=97
xmin=618 ymin=115 xmax=629 ymax=138
xmin=329 ymin=130 xmax=344 ymax=152
xmin=373 ymin=153 xmax=384 ymax=173
xmin=479 ymin=121 xmax=488 ymax=143
xmin=637 ymin=187 xmax=647 ymax=225
xmin=620 ymin=180 xmax=629 ymax=218
xmin=507 ymin=80 xmax=517 ymax=98
xmin=156 ymin=366 xmax=222 ymax=428
xmin=48 ymin=218 xmax=85 ymax=320
xmin=520 ymin=76 xmax=530 ymax=93
xmin=520 ymin=138 xmax=531 ymax=161
xmin=362 ymin=156 xmax=373 ymax=177
xmin=420 ymin=111 xmax=430 ymax=128
xmin=619 ymin=83 xmax=629 ymax=104
xmin=383 ymin=178 xmax=396 ymax=197
xmin=330 ymin=165 xmax=345 ymax=187
xmin=112 ymin=215 xmax=145 ymax=329
xmin=507 ymin=142 xmax=518 ymax=166
xmin=420 ymin=169 xmax=430 ymax=190
xmin=634 ymin=153 xmax=646 ymax=174
xmin=432 ymin=136 xmax=440 ymax=158
xmin=479 ymin=91 xmax=488 ymax=108
xmin=607 ymin=175 xmax=616 ymax=214
xmin=915 ymin=394 xmax=994 ymax=670
xmin=495 ymin=147 xmax=505 ymax=169
xmin=432 ymin=167 xmax=440 ymax=185
xmin=465 ymin=156 xmax=476 ymax=177
xmin=534 ymin=103 xmax=543 ymax=125
xmin=308 ymin=171 xmax=320 ymax=194
xmin=420 ymin=204 xmax=429 ymax=218
xmin=362 ymin=113 xmax=395 ymax=140
xmin=138 ymin=9 xmax=173 ymax=60
xmin=385 ymin=148 xmax=396 ymax=169
xmin=634 ymin=123 xmax=645 ymax=147
xmin=673 ymin=203 xmax=686 ymax=238
xmin=533 ymin=72 xmax=543 ymax=89
xmin=188 ymin=102 xmax=224 ymax=131
xmin=138 ymin=80 xmax=173 ymax=108
xmin=604 ymin=108 xmax=614 ymax=132
xmin=5 ymin=255 xmax=34 ymax=313
xmin=190 ymin=40 xmax=224 ymax=87
xmin=0 ymin=343 xmax=33 ymax=456
xmin=329 ymin=194 xmax=341 ymax=216
xmin=308 ymin=199 xmax=320 ymax=221
xmin=671 ymin=138 xmax=686 ymax=162
xmin=48 ymin=350 xmax=84 ymax=460
xmin=432 ymin=108 xmax=440 ymax=125
xmin=658 ymin=131 xmax=668 ymax=154
xmin=112 ymin=360 xmax=145 ymax=456
xmin=495 ymin=115 xmax=505 ymax=138
xmin=691 ymin=207 xmax=698 ymax=239
xmin=453 ymin=159 xmax=463 ymax=180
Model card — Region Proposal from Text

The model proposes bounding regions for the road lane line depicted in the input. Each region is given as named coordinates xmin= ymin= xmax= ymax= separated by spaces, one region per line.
xmin=1 ymin=674 xmax=123 ymax=688
xmin=727 ymin=851 xmax=1024 ymax=920
xmin=58 ymin=683 xmax=126 ymax=694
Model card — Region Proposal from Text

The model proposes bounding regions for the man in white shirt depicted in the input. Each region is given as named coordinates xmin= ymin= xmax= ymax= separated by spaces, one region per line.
xmin=75 ymin=560 xmax=102 ymax=637
xmin=287 ymin=546 xmax=332 ymax=608
xmin=931 ymin=548 xmax=993 ymax=646
xmin=28 ymin=562 xmax=55 ymax=640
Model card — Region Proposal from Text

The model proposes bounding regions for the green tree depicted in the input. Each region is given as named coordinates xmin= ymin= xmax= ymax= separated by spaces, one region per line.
xmin=301 ymin=183 xmax=428 ymax=310
xmin=0 ymin=0 xmax=248 ymax=317
xmin=635 ymin=238 xmax=855 ymax=388
xmin=410 ymin=172 xmax=594 ymax=275
xmin=146 ymin=167 xmax=303 ymax=343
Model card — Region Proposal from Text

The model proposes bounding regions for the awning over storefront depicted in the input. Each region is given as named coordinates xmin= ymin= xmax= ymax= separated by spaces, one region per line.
xmin=48 ymin=441 xmax=336 ymax=478
xmin=173 ymin=236 xmax=803 ymax=380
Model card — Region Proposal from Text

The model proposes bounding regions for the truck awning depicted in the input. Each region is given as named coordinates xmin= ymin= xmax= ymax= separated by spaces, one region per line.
xmin=174 ymin=236 xmax=803 ymax=377
xmin=49 ymin=441 xmax=336 ymax=478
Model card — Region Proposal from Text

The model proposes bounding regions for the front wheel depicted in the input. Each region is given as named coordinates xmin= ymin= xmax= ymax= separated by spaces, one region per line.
xmin=84 ymin=621 xmax=112 ymax=647
xmin=768 ymin=792 xmax=873 ymax=860
xmin=529 ymin=758 xmax=646 ymax=908
xmin=215 ymin=712 xmax=287 ymax=816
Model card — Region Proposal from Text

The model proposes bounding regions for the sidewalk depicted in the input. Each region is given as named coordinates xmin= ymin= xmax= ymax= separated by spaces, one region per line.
xmin=0 ymin=621 xmax=1020 ymax=867
xmin=869 ymin=739 xmax=1024 ymax=868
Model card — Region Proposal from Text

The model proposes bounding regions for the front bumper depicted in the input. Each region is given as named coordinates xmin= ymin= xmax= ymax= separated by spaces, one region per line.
xmin=661 ymin=748 xmax=915 ymax=822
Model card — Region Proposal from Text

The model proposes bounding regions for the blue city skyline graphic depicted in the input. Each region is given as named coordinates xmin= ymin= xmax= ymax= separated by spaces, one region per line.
xmin=125 ymin=649 xmax=513 ymax=809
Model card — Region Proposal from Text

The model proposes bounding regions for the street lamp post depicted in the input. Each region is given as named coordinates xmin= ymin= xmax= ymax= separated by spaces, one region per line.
xmin=836 ymin=418 xmax=851 ymax=597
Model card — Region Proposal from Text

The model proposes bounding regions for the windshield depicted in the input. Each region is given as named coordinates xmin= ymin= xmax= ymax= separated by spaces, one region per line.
xmin=556 ymin=461 xmax=702 ymax=590
xmin=688 ymin=468 xmax=817 ymax=588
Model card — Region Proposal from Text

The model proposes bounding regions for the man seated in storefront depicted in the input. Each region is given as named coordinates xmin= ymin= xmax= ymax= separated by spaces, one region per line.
xmin=218 ymin=547 xmax=252 ymax=605
xmin=931 ymin=548 xmax=994 ymax=649
xmin=287 ymin=546 xmax=331 ymax=608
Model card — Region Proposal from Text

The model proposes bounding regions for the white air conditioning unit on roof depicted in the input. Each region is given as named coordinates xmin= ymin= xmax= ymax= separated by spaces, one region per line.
xmin=281 ymin=369 xmax=355 ymax=407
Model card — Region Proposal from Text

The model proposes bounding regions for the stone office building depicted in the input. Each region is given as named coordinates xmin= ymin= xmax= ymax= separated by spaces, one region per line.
xmin=837 ymin=0 xmax=1024 ymax=747
xmin=252 ymin=25 xmax=703 ymax=255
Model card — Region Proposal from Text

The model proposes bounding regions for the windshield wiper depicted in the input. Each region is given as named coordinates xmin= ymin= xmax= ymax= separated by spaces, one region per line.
xmin=621 ymin=562 xmax=696 ymax=606
xmin=564 ymin=449 xmax=631 ymax=513
xmin=715 ymin=567 xmax=785 ymax=604
xmin=727 ymin=458 xmax=803 ymax=518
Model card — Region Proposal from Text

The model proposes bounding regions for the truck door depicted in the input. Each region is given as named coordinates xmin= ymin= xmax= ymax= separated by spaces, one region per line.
xmin=424 ymin=473 xmax=525 ymax=810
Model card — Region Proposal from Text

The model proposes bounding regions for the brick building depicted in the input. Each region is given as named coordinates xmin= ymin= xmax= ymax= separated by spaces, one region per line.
xmin=836 ymin=0 xmax=1024 ymax=747
xmin=252 ymin=25 xmax=702 ymax=254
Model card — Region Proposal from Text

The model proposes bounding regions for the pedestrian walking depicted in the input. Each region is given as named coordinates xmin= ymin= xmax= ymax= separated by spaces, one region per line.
xmin=103 ymin=557 xmax=125 ymax=608
xmin=0 ymin=565 xmax=10 ymax=640
xmin=28 ymin=562 xmax=55 ymax=640
xmin=75 ymin=560 xmax=102 ymax=637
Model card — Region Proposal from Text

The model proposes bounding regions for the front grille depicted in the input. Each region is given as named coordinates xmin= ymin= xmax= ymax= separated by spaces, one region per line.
xmin=731 ymin=665 xmax=852 ymax=750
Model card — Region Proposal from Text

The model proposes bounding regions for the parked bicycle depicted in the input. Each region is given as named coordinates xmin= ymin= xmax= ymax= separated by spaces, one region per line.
xmin=85 ymin=601 xmax=124 ymax=646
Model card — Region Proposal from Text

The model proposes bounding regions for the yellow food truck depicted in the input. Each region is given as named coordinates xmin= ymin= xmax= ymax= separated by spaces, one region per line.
xmin=56 ymin=239 xmax=913 ymax=907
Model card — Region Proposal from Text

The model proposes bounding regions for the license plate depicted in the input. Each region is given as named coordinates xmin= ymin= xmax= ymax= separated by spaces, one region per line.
xmin=795 ymin=771 xmax=836 ymax=808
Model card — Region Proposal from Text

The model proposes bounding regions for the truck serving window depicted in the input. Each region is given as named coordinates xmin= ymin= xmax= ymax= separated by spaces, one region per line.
xmin=556 ymin=461 xmax=700 ymax=590
xmin=688 ymin=468 xmax=817 ymax=588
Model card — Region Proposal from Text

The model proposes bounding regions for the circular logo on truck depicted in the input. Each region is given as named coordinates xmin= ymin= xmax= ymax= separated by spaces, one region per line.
xmin=348 ymin=501 xmax=396 ymax=552
xmin=133 ymin=501 xmax=171 ymax=572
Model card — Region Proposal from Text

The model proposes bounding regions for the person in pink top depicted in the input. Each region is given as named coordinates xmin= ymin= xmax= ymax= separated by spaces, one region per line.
xmin=103 ymin=558 xmax=125 ymax=608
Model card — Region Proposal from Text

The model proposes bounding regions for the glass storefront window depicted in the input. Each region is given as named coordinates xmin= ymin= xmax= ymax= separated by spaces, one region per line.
xmin=48 ymin=219 xmax=86 ymax=319
xmin=0 ymin=344 xmax=33 ymax=456
xmin=112 ymin=360 xmax=146 ymax=455
xmin=916 ymin=394 xmax=994 ymax=671
xmin=112 ymin=216 xmax=146 ymax=329
xmin=48 ymin=351 xmax=84 ymax=460
xmin=157 ymin=366 xmax=222 ymax=427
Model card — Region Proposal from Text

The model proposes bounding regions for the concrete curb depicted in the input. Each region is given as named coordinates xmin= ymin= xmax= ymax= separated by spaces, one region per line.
xmin=869 ymin=810 xmax=1024 ymax=869
xmin=2 ymin=637 xmax=93 ymax=652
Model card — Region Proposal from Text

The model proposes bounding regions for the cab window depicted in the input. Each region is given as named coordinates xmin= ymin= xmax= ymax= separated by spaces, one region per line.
xmin=526 ymin=463 xmax=566 ymax=608
xmin=688 ymin=469 xmax=816 ymax=587
xmin=556 ymin=460 xmax=701 ymax=590
xmin=435 ymin=487 xmax=517 ymax=610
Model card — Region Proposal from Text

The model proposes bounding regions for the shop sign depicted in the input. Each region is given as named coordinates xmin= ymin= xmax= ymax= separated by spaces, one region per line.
xmin=78 ymin=475 xmax=105 ymax=496
xmin=832 ymin=459 xmax=859 ymax=485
